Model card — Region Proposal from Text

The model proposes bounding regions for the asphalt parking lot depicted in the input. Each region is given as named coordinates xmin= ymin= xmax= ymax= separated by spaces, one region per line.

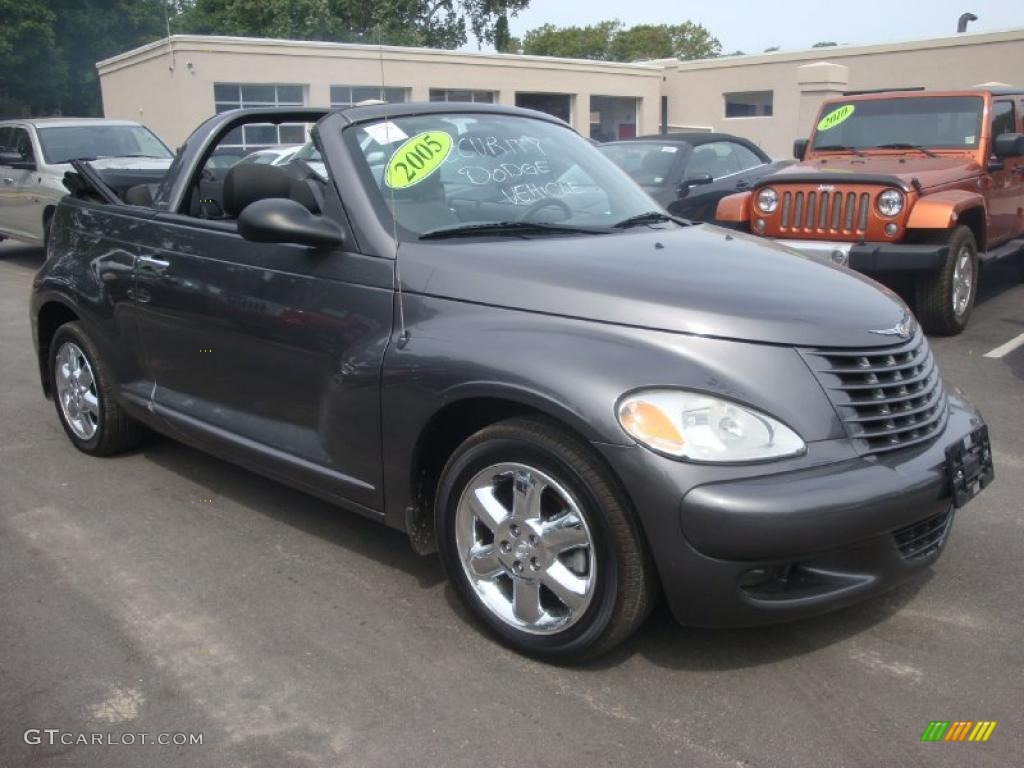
xmin=1 ymin=239 xmax=1021 ymax=768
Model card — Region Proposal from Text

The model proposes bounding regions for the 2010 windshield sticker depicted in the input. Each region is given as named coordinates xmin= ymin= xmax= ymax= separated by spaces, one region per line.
xmin=385 ymin=131 xmax=453 ymax=189
xmin=817 ymin=104 xmax=855 ymax=131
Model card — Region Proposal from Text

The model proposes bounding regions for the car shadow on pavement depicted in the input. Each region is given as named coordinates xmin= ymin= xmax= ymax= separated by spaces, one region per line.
xmin=590 ymin=575 xmax=931 ymax=672
xmin=138 ymin=435 xmax=447 ymax=590
xmin=140 ymin=430 xmax=934 ymax=671
xmin=0 ymin=243 xmax=45 ymax=270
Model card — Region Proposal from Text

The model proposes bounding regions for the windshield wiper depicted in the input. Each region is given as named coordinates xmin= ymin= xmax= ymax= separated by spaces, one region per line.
xmin=613 ymin=211 xmax=688 ymax=229
xmin=419 ymin=221 xmax=610 ymax=240
xmin=814 ymin=144 xmax=866 ymax=157
xmin=871 ymin=143 xmax=939 ymax=158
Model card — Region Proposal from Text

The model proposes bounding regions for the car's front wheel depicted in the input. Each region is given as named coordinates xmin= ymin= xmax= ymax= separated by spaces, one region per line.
xmin=914 ymin=226 xmax=978 ymax=336
xmin=49 ymin=322 xmax=143 ymax=455
xmin=435 ymin=417 xmax=656 ymax=661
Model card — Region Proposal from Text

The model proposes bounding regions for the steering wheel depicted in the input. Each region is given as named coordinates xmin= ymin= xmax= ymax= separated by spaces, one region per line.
xmin=518 ymin=196 xmax=572 ymax=223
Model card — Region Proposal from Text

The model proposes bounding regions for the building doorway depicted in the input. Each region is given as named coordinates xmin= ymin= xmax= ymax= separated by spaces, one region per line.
xmin=590 ymin=96 xmax=638 ymax=141
xmin=515 ymin=93 xmax=573 ymax=123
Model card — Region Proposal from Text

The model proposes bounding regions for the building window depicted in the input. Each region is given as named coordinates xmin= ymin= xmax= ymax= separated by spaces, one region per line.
xmin=330 ymin=85 xmax=408 ymax=108
xmin=213 ymin=83 xmax=308 ymax=149
xmin=724 ymin=91 xmax=773 ymax=118
xmin=589 ymin=96 xmax=638 ymax=142
xmin=429 ymin=89 xmax=495 ymax=104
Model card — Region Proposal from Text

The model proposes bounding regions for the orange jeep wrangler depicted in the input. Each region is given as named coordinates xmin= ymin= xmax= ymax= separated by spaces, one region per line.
xmin=717 ymin=89 xmax=1024 ymax=334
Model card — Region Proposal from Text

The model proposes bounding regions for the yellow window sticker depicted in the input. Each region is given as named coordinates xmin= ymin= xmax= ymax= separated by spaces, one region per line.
xmin=817 ymin=104 xmax=855 ymax=131
xmin=385 ymin=131 xmax=453 ymax=189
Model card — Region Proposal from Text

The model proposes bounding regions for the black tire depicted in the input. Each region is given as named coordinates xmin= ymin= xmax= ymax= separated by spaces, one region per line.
xmin=49 ymin=322 xmax=143 ymax=456
xmin=435 ymin=417 xmax=656 ymax=661
xmin=913 ymin=226 xmax=978 ymax=336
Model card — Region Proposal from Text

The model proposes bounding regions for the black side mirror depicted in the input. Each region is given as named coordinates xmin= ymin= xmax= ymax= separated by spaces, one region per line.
xmin=238 ymin=198 xmax=344 ymax=249
xmin=0 ymin=150 xmax=36 ymax=170
xmin=993 ymin=132 xmax=1024 ymax=158
xmin=793 ymin=139 xmax=808 ymax=160
xmin=678 ymin=173 xmax=713 ymax=197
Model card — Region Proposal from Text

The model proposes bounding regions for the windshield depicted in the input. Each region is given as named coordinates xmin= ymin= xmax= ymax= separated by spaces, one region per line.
xmin=811 ymin=96 xmax=984 ymax=151
xmin=343 ymin=113 xmax=659 ymax=238
xmin=599 ymin=143 xmax=683 ymax=187
xmin=36 ymin=124 xmax=172 ymax=164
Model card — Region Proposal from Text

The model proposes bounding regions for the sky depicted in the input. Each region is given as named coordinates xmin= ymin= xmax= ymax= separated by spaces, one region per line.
xmin=482 ymin=0 xmax=1024 ymax=54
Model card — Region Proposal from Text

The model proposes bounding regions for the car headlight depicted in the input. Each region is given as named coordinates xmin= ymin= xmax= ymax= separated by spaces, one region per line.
xmin=616 ymin=389 xmax=805 ymax=463
xmin=756 ymin=187 xmax=778 ymax=213
xmin=876 ymin=189 xmax=904 ymax=217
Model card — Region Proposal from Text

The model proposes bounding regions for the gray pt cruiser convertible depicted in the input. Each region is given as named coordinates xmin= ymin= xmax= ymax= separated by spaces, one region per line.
xmin=31 ymin=103 xmax=994 ymax=660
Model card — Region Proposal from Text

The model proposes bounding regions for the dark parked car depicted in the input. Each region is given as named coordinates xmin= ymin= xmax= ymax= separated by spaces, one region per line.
xmin=32 ymin=104 xmax=992 ymax=660
xmin=599 ymin=133 xmax=786 ymax=222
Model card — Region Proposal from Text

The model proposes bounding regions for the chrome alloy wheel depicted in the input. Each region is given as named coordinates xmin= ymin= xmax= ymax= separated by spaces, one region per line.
xmin=55 ymin=341 xmax=100 ymax=440
xmin=951 ymin=245 xmax=974 ymax=318
xmin=455 ymin=463 xmax=597 ymax=635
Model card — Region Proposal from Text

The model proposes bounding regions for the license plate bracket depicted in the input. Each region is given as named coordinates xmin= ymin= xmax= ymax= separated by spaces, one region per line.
xmin=945 ymin=425 xmax=994 ymax=508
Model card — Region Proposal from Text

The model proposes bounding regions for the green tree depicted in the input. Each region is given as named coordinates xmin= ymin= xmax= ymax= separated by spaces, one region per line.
xmin=521 ymin=19 xmax=720 ymax=62
xmin=0 ymin=0 xmax=64 ymax=115
xmin=763 ymin=46 xmax=780 ymax=52
xmin=0 ymin=0 xmax=175 ymax=117
xmin=0 ymin=0 xmax=531 ymax=117
xmin=176 ymin=0 xmax=529 ymax=49
xmin=812 ymin=41 xmax=838 ymax=47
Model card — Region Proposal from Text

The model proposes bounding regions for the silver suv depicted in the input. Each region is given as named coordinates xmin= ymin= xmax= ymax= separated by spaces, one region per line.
xmin=0 ymin=118 xmax=173 ymax=246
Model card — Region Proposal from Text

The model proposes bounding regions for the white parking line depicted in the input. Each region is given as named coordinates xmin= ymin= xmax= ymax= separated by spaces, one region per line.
xmin=983 ymin=332 xmax=1024 ymax=359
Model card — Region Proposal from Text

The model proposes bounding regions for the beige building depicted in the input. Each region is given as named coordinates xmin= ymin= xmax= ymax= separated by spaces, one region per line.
xmin=97 ymin=28 xmax=1024 ymax=157
xmin=96 ymin=35 xmax=663 ymax=148
xmin=657 ymin=27 xmax=1024 ymax=156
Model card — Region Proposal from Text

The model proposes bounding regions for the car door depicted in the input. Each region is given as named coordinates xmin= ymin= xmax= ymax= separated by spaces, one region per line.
xmin=671 ymin=140 xmax=770 ymax=222
xmin=133 ymin=205 xmax=395 ymax=513
xmin=987 ymin=99 xmax=1022 ymax=245
xmin=0 ymin=126 xmax=39 ymax=240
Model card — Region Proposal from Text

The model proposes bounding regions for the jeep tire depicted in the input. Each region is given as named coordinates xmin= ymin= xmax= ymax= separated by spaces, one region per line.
xmin=914 ymin=226 xmax=978 ymax=336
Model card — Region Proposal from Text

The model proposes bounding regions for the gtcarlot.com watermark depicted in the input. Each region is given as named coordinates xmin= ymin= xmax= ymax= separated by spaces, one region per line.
xmin=24 ymin=729 xmax=203 ymax=747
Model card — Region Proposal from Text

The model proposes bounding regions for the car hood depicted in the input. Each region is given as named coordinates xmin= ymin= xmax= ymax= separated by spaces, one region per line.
xmin=398 ymin=224 xmax=910 ymax=348
xmin=56 ymin=157 xmax=174 ymax=171
xmin=775 ymin=154 xmax=979 ymax=190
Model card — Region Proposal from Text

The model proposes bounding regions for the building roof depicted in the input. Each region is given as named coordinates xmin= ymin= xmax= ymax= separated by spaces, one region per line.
xmin=647 ymin=26 xmax=1024 ymax=71
xmin=96 ymin=34 xmax=665 ymax=76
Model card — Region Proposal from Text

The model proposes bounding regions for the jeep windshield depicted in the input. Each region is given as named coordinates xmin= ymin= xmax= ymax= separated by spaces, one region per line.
xmin=811 ymin=96 xmax=984 ymax=152
xmin=343 ymin=112 xmax=663 ymax=239
xmin=36 ymin=124 xmax=173 ymax=165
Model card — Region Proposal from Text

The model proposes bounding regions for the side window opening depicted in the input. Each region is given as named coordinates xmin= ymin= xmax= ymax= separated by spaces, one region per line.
xmin=991 ymin=101 xmax=1015 ymax=140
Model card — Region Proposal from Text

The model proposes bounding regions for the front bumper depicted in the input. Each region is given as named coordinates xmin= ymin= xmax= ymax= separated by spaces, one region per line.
xmin=776 ymin=238 xmax=949 ymax=272
xmin=595 ymin=391 xmax=987 ymax=628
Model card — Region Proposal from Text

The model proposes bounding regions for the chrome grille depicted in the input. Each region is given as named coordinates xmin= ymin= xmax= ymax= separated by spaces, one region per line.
xmin=893 ymin=509 xmax=953 ymax=560
xmin=779 ymin=189 xmax=869 ymax=234
xmin=802 ymin=333 xmax=948 ymax=455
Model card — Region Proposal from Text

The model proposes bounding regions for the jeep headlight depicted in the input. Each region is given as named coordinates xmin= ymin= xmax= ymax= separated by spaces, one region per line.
xmin=616 ymin=389 xmax=805 ymax=463
xmin=876 ymin=189 xmax=904 ymax=217
xmin=756 ymin=187 xmax=779 ymax=213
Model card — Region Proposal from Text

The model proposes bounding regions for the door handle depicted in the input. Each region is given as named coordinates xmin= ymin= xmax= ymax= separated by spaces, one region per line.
xmin=137 ymin=254 xmax=170 ymax=272
xmin=2 ymin=178 xmax=13 ymax=185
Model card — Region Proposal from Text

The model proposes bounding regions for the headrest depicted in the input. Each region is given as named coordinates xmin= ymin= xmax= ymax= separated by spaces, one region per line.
xmin=123 ymin=183 xmax=155 ymax=207
xmin=222 ymin=162 xmax=292 ymax=217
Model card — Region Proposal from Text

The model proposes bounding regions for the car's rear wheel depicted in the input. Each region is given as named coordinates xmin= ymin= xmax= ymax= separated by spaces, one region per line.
xmin=49 ymin=322 xmax=143 ymax=455
xmin=914 ymin=226 xmax=978 ymax=336
xmin=435 ymin=417 xmax=656 ymax=661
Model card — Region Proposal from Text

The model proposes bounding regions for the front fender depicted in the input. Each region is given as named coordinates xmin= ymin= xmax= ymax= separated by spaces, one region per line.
xmin=906 ymin=189 xmax=986 ymax=230
xmin=380 ymin=293 xmax=843 ymax=531
xmin=715 ymin=191 xmax=752 ymax=224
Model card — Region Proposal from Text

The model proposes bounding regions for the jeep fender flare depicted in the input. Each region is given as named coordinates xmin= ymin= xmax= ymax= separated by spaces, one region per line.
xmin=905 ymin=190 xmax=986 ymax=231
xmin=715 ymin=191 xmax=753 ymax=223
